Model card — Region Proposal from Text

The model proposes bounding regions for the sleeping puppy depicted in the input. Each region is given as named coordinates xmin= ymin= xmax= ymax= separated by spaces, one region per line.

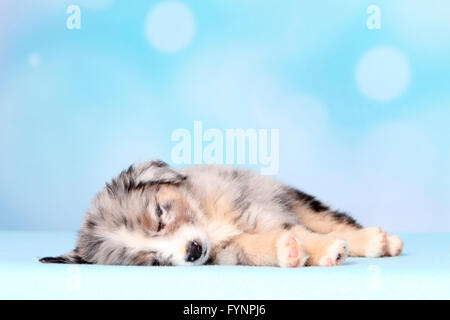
xmin=40 ymin=160 xmax=403 ymax=267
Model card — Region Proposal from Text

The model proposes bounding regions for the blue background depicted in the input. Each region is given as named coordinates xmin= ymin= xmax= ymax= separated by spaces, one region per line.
xmin=0 ymin=0 xmax=449 ymax=232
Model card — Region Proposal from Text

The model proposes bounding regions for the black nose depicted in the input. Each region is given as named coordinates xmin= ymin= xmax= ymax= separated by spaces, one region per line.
xmin=186 ymin=240 xmax=203 ymax=262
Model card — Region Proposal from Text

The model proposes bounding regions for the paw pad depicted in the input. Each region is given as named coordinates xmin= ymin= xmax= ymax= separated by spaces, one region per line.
xmin=319 ymin=239 xmax=348 ymax=267
xmin=277 ymin=233 xmax=308 ymax=268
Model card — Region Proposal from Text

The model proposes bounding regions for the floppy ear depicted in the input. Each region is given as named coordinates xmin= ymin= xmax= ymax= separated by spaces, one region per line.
xmin=39 ymin=249 xmax=90 ymax=264
xmin=133 ymin=160 xmax=186 ymax=185
xmin=106 ymin=160 xmax=187 ymax=196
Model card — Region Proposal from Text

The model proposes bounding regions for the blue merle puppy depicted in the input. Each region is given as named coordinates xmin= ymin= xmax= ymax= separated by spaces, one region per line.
xmin=40 ymin=160 xmax=403 ymax=267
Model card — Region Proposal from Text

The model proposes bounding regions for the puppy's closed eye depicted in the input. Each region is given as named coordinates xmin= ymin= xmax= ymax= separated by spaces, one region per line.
xmin=156 ymin=203 xmax=163 ymax=217
xmin=155 ymin=203 xmax=166 ymax=232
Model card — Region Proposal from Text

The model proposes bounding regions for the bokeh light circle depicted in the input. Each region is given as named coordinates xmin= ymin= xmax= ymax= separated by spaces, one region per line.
xmin=145 ymin=1 xmax=196 ymax=53
xmin=356 ymin=47 xmax=411 ymax=101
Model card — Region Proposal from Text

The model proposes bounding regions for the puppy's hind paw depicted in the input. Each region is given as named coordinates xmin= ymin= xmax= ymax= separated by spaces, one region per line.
xmin=364 ymin=227 xmax=387 ymax=258
xmin=276 ymin=232 xmax=308 ymax=268
xmin=318 ymin=239 xmax=348 ymax=267
xmin=385 ymin=234 xmax=403 ymax=257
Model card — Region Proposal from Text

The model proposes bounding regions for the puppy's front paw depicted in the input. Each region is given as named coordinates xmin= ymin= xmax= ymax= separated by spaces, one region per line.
xmin=318 ymin=239 xmax=348 ymax=266
xmin=364 ymin=227 xmax=387 ymax=257
xmin=276 ymin=232 xmax=308 ymax=268
xmin=385 ymin=234 xmax=403 ymax=257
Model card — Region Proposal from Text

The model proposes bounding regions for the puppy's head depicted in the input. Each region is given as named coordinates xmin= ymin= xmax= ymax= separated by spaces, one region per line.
xmin=40 ymin=160 xmax=210 ymax=266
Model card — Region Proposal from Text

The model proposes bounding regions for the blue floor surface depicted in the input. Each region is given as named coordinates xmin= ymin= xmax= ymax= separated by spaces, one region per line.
xmin=0 ymin=231 xmax=449 ymax=299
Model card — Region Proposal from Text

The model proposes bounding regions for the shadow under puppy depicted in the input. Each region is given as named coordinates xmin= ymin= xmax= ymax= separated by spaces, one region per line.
xmin=40 ymin=160 xmax=403 ymax=267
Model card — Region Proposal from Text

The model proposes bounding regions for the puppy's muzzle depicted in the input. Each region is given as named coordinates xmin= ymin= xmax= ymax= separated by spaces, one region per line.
xmin=185 ymin=240 xmax=203 ymax=262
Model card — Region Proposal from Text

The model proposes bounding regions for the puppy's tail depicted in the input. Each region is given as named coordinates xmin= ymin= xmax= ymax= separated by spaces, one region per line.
xmin=39 ymin=249 xmax=90 ymax=264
